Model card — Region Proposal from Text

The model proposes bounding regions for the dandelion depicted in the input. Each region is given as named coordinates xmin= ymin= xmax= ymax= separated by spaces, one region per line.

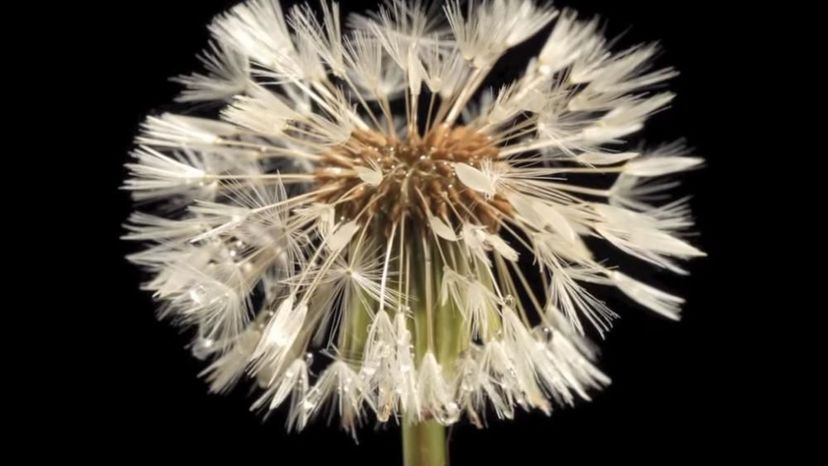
xmin=124 ymin=1 xmax=703 ymax=464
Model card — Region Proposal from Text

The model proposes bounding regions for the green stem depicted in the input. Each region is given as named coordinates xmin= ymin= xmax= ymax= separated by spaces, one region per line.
xmin=402 ymin=238 xmax=451 ymax=466
xmin=402 ymin=420 xmax=447 ymax=466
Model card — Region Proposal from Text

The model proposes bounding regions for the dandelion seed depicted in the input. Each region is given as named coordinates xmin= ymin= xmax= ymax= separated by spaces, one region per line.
xmin=173 ymin=40 xmax=251 ymax=102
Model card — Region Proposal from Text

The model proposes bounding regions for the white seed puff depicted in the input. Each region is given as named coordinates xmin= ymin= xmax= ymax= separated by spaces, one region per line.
xmin=124 ymin=0 xmax=703 ymax=437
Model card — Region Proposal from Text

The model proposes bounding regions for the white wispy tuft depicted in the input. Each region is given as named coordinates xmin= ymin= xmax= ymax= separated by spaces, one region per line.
xmin=173 ymin=40 xmax=251 ymax=102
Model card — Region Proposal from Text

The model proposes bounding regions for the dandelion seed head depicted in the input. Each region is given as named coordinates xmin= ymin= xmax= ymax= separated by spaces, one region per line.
xmin=124 ymin=0 xmax=703 ymax=437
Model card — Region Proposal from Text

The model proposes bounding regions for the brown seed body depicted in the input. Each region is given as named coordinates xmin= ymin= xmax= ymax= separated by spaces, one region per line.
xmin=315 ymin=124 xmax=512 ymax=232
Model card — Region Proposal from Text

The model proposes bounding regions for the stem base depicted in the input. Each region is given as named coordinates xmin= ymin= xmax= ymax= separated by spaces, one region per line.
xmin=402 ymin=420 xmax=447 ymax=466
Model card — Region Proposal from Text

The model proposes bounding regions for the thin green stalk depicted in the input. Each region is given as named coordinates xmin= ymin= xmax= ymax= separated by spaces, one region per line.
xmin=403 ymin=239 xmax=456 ymax=466
xmin=403 ymin=420 xmax=447 ymax=466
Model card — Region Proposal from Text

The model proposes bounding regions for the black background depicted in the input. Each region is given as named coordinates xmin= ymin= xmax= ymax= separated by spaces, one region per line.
xmin=78 ymin=0 xmax=761 ymax=462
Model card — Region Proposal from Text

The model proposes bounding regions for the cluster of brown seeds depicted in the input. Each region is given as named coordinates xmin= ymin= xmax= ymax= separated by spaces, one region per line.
xmin=315 ymin=125 xmax=513 ymax=233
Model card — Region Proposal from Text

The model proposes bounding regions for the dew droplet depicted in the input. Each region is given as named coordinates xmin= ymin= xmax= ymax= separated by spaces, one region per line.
xmin=191 ymin=337 xmax=214 ymax=360
xmin=189 ymin=285 xmax=208 ymax=305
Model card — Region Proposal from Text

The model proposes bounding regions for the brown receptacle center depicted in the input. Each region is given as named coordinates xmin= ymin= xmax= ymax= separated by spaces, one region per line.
xmin=314 ymin=124 xmax=512 ymax=232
